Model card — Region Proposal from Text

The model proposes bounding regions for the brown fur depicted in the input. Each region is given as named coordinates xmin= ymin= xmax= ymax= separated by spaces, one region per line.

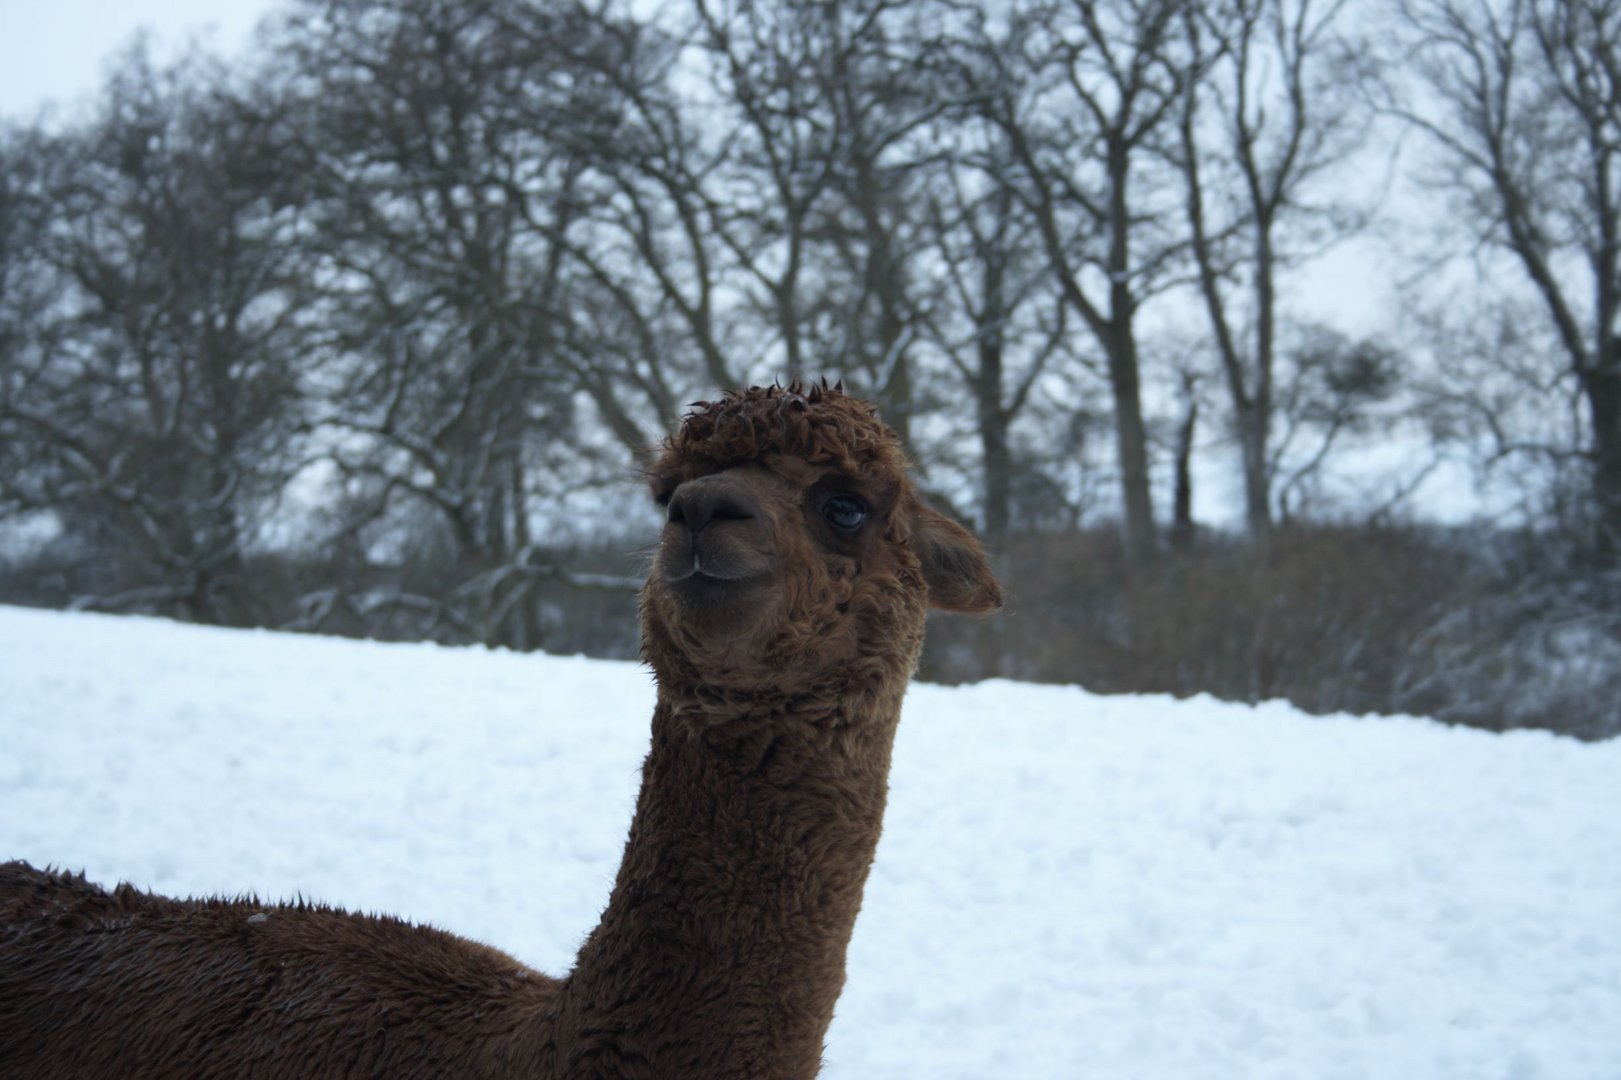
xmin=0 ymin=383 xmax=1001 ymax=1079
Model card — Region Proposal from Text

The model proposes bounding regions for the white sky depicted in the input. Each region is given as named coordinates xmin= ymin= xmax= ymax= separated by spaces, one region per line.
xmin=0 ymin=0 xmax=273 ymax=120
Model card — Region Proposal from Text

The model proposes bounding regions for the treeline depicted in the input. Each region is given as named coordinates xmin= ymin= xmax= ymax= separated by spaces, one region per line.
xmin=1 ymin=0 xmax=1618 ymax=737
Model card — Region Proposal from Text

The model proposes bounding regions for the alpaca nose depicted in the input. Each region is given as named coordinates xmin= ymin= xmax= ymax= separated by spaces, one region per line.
xmin=667 ymin=477 xmax=758 ymax=535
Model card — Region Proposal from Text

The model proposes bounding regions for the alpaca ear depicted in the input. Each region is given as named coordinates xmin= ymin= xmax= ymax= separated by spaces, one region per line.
xmin=909 ymin=499 xmax=1003 ymax=614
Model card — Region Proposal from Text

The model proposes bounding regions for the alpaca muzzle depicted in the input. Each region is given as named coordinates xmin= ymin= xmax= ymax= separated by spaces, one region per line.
xmin=659 ymin=474 xmax=774 ymax=586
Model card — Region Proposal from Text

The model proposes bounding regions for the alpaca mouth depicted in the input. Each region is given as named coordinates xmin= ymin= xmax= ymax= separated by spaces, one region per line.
xmin=664 ymin=562 xmax=771 ymax=593
xmin=663 ymin=553 xmax=768 ymax=585
xmin=657 ymin=537 xmax=773 ymax=590
xmin=658 ymin=554 xmax=774 ymax=626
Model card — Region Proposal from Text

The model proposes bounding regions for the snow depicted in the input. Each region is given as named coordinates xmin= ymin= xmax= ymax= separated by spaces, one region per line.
xmin=2 ymin=605 xmax=1618 ymax=1079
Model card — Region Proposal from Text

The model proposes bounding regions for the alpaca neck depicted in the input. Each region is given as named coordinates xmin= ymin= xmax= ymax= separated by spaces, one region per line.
xmin=548 ymin=683 xmax=904 ymax=1080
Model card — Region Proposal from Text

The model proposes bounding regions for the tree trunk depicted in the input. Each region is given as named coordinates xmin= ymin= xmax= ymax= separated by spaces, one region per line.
xmin=1108 ymin=329 xmax=1157 ymax=562
xmin=980 ymin=405 xmax=1012 ymax=544
xmin=1587 ymin=364 xmax=1621 ymax=554
xmin=1171 ymin=395 xmax=1198 ymax=550
xmin=1237 ymin=404 xmax=1272 ymax=546
xmin=977 ymin=305 xmax=1011 ymax=544
xmin=1106 ymin=138 xmax=1156 ymax=564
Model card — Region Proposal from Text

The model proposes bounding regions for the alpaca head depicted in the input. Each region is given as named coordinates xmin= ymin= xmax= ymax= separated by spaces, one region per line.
xmin=641 ymin=383 xmax=1001 ymax=700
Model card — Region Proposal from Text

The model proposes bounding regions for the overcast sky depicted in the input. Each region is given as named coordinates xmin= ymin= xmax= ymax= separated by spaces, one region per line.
xmin=0 ymin=0 xmax=272 ymax=119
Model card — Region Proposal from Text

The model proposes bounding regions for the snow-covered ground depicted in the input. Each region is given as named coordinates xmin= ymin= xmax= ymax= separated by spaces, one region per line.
xmin=2 ymin=605 xmax=1618 ymax=1079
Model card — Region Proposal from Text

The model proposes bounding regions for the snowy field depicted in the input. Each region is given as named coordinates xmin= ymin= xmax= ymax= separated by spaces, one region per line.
xmin=2 ymin=605 xmax=1619 ymax=1079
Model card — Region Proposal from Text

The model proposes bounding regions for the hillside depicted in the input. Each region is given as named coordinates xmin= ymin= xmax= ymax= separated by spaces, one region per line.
xmin=2 ymin=605 xmax=1618 ymax=1078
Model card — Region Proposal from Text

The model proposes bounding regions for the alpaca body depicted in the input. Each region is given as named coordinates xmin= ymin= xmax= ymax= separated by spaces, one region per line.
xmin=0 ymin=384 xmax=1000 ymax=1079
xmin=1 ymin=861 xmax=555 ymax=1079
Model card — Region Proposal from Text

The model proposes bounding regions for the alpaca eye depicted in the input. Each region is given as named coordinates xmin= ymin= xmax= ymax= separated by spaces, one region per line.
xmin=822 ymin=494 xmax=868 ymax=533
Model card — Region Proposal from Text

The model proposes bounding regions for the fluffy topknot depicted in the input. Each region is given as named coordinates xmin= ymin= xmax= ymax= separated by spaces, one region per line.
xmin=649 ymin=381 xmax=909 ymax=500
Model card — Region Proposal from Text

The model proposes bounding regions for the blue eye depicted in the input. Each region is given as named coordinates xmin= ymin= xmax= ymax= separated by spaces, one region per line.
xmin=823 ymin=494 xmax=868 ymax=532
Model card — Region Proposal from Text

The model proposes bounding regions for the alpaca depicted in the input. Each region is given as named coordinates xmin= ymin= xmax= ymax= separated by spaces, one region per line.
xmin=0 ymin=382 xmax=1001 ymax=1080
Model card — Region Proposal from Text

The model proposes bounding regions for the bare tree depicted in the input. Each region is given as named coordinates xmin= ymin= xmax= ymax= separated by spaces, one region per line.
xmin=1397 ymin=0 xmax=1621 ymax=552
xmin=783 ymin=0 xmax=956 ymax=444
xmin=274 ymin=0 xmax=621 ymax=647
xmin=0 ymin=49 xmax=314 ymax=625
xmin=682 ymin=0 xmax=861 ymax=383
xmin=922 ymin=145 xmax=1071 ymax=542
xmin=0 ymin=126 xmax=64 ymax=526
xmin=1178 ymin=0 xmax=1376 ymax=543
xmin=553 ymin=6 xmax=741 ymax=458
xmin=561 ymin=0 xmax=955 ymax=459
xmin=1270 ymin=326 xmax=1402 ymax=518
xmin=952 ymin=0 xmax=1200 ymax=563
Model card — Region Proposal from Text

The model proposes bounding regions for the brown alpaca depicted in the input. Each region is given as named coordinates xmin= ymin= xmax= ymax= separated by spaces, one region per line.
xmin=0 ymin=383 xmax=1001 ymax=1080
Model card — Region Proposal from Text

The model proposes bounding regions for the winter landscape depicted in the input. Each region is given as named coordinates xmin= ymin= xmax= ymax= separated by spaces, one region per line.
xmin=3 ymin=603 xmax=1618 ymax=1079
xmin=5 ymin=1 xmax=1621 ymax=1070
